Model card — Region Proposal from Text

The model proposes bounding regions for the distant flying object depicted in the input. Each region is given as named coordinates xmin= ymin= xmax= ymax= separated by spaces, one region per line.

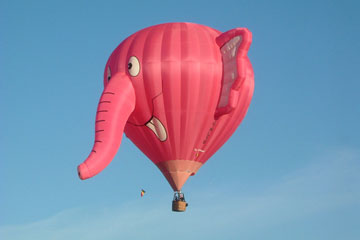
xmin=141 ymin=189 xmax=146 ymax=197
xmin=77 ymin=22 xmax=254 ymax=212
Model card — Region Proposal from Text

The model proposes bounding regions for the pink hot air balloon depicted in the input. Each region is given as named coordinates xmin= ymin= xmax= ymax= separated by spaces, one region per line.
xmin=78 ymin=22 xmax=254 ymax=211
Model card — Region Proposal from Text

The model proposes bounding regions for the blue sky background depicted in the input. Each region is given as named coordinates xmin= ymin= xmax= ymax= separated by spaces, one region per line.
xmin=1 ymin=0 xmax=359 ymax=239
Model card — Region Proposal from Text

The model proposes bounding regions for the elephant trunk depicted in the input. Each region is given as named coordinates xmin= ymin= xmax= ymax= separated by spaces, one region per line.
xmin=78 ymin=72 xmax=135 ymax=180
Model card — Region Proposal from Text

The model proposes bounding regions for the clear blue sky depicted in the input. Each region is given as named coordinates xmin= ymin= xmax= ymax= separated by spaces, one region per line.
xmin=1 ymin=0 xmax=359 ymax=239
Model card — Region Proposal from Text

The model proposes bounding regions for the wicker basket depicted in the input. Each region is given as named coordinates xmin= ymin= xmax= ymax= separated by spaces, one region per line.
xmin=172 ymin=200 xmax=187 ymax=212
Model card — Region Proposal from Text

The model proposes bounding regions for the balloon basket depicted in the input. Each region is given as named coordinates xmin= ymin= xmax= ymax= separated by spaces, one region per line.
xmin=172 ymin=200 xmax=187 ymax=212
xmin=172 ymin=191 xmax=188 ymax=212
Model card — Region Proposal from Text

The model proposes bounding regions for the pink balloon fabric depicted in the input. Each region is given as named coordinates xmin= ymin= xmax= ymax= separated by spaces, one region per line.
xmin=78 ymin=22 xmax=254 ymax=191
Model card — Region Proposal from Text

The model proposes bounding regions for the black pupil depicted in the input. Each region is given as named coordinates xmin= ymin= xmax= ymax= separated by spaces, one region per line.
xmin=128 ymin=62 xmax=132 ymax=69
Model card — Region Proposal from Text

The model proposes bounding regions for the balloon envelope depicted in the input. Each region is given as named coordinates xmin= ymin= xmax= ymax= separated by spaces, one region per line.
xmin=78 ymin=22 xmax=254 ymax=191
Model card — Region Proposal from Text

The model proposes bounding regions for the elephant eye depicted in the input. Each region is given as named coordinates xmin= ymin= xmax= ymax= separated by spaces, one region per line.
xmin=107 ymin=66 xmax=111 ymax=82
xmin=128 ymin=56 xmax=140 ymax=77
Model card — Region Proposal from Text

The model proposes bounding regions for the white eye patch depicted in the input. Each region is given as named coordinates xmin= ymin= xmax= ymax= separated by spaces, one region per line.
xmin=128 ymin=56 xmax=140 ymax=77
xmin=107 ymin=66 xmax=111 ymax=82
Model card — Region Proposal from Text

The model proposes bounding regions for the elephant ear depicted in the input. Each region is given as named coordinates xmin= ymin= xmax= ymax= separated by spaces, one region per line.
xmin=214 ymin=28 xmax=252 ymax=119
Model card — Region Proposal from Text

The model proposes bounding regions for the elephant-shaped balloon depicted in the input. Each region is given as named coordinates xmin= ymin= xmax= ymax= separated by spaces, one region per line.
xmin=78 ymin=22 xmax=254 ymax=192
